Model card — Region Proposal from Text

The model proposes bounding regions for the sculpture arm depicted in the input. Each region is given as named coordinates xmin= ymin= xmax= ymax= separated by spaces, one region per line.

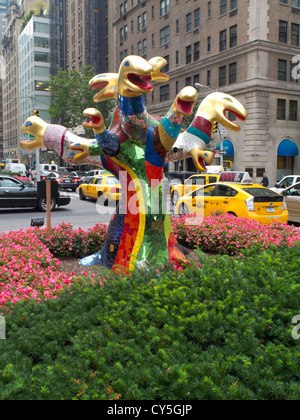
xmin=157 ymin=87 xmax=197 ymax=153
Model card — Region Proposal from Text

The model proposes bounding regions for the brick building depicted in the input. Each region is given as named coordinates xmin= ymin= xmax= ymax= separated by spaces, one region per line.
xmin=50 ymin=0 xmax=108 ymax=75
xmin=108 ymin=0 xmax=300 ymax=184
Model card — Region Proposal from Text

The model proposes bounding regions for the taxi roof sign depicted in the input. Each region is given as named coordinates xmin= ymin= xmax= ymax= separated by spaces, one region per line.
xmin=219 ymin=171 xmax=253 ymax=184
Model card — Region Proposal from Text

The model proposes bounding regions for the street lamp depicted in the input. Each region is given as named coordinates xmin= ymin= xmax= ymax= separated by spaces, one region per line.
xmin=195 ymin=83 xmax=214 ymax=93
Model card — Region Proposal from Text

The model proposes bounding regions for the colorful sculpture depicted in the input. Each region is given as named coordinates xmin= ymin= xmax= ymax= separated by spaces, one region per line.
xmin=21 ymin=56 xmax=247 ymax=274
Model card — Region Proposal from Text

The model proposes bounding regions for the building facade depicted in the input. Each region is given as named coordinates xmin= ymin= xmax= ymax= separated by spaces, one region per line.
xmin=19 ymin=15 xmax=51 ymax=166
xmin=108 ymin=0 xmax=300 ymax=184
xmin=2 ymin=0 xmax=22 ymax=161
xmin=50 ymin=0 xmax=108 ymax=75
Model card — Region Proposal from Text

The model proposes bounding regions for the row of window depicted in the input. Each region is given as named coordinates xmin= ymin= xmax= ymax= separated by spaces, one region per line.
xmin=119 ymin=0 xmax=239 ymax=20
xmin=277 ymin=99 xmax=298 ymax=121
xmin=279 ymin=20 xmax=300 ymax=46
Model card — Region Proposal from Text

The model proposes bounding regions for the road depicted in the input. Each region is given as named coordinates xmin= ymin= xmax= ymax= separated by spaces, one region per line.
xmin=0 ymin=192 xmax=115 ymax=233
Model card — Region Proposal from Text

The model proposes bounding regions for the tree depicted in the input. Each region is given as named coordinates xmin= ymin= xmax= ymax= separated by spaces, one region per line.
xmin=49 ymin=66 xmax=115 ymax=137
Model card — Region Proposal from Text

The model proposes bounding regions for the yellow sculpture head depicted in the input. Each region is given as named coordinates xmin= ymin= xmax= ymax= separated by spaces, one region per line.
xmin=118 ymin=55 xmax=154 ymax=97
xmin=197 ymin=92 xmax=247 ymax=132
xmin=21 ymin=116 xmax=48 ymax=151
xmin=82 ymin=108 xmax=105 ymax=135
xmin=89 ymin=73 xmax=118 ymax=103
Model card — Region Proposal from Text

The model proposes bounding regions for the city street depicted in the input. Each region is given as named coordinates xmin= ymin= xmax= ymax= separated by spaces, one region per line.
xmin=0 ymin=192 xmax=114 ymax=233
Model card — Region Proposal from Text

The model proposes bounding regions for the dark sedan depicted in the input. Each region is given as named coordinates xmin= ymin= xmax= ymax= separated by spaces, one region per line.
xmin=0 ymin=175 xmax=71 ymax=212
xmin=45 ymin=172 xmax=79 ymax=192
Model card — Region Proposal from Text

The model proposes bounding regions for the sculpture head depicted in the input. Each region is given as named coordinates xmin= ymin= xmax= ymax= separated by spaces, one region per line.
xmin=197 ymin=92 xmax=247 ymax=132
xmin=82 ymin=108 xmax=105 ymax=135
xmin=186 ymin=93 xmax=247 ymax=172
xmin=21 ymin=116 xmax=48 ymax=151
xmin=118 ymin=55 xmax=154 ymax=97
xmin=89 ymin=73 xmax=118 ymax=103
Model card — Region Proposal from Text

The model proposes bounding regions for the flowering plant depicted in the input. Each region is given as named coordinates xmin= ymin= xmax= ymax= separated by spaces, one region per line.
xmin=172 ymin=213 xmax=300 ymax=256
xmin=34 ymin=222 xmax=108 ymax=258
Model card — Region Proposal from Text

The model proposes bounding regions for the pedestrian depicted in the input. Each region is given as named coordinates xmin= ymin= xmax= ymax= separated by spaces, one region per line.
xmin=260 ymin=173 xmax=269 ymax=188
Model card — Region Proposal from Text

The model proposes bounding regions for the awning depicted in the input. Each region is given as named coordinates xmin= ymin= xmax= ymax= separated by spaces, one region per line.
xmin=278 ymin=140 xmax=299 ymax=157
xmin=216 ymin=140 xmax=234 ymax=156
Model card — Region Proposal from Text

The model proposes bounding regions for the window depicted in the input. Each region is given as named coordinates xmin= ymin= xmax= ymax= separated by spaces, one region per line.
xmin=278 ymin=59 xmax=287 ymax=81
xmin=186 ymin=45 xmax=192 ymax=64
xmin=34 ymin=37 xmax=49 ymax=48
xmin=207 ymin=70 xmax=211 ymax=86
xmin=220 ymin=29 xmax=227 ymax=51
xmin=0 ymin=178 xmax=21 ymax=188
xmin=137 ymin=15 xmax=142 ymax=31
xmin=35 ymin=81 xmax=50 ymax=92
xmin=35 ymin=66 xmax=50 ymax=78
xmin=230 ymin=25 xmax=237 ymax=48
xmin=229 ymin=62 xmax=237 ymax=84
xmin=34 ymin=22 xmax=49 ymax=34
xmin=230 ymin=0 xmax=237 ymax=10
xmin=194 ymin=8 xmax=200 ymax=29
xmin=292 ymin=0 xmax=300 ymax=7
xmin=160 ymin=0 xmax=170 ymax=16
xmin=160 ymin=85 xmax=169 ymax=102
xmin=194 ymin=41 xmax=200 ymax=61
xmin=220 ymin=0 xmax=227 ymax=15
xmin=277 ymin=99 xmax=286 ymax=120
xmin=219 ymin=66 xmax=227 ymax=86
xmin=207 ymin=36 xmax=211 ymax=53
xmin=186 ymin=13 xmax=192 ymax=32
xmin=34 ymin=51 xmax=50 ymax=63
xmin=279 ymin=20 xmax=288 ymax=43
xmin=160 ymin=26 xmax=170 ymax=46
xmin=143 ymin=12 xmax=147 ymax=29
xmin=291 ymin=23 xmax=300 ymax=46
xmin=208 ymin=1 xmax=212 ymax=17
xmin=289 ymin=100 xmax=298 ymax=121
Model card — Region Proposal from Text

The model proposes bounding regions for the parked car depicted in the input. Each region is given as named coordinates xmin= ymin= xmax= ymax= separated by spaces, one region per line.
xmin=282 ymin=182 xmax=300 ymax=224
xmin=170 ymin=173 xmax=220 ymax=205
xmin=78 ymin=175 xmax=121 ymax=204
xmin=0 ymin=175 xmax=71 ymax=212
xmin=271 ymin=175 xmax=300 ymax=194
xmin=45 ymin=172 xmax=78 ymax=192
xmin=175 ymin=171 xmax=289 ymax=225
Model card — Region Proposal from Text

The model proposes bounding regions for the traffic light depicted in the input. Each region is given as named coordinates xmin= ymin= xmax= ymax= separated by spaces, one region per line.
xmin=34 ymin=110 xmax=39 ymax=117
xmin=212 ymin=122 xmax=219 ymax=133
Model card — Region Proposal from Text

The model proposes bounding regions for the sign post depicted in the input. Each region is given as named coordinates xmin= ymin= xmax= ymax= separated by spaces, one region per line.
xmin=46 ymin=179 xmax=52 ymax=232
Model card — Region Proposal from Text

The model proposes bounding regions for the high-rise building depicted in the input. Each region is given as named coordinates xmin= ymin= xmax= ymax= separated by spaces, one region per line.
xmin=50 ymin=0 xmax=108 ymax=76
xmin=19 ymin=14 xmax=51 ymax=166
xmin=2 ymin=0 xmax=22 ymax=161
xmin=2 ymin=0 xmax=49 ymax=161
xmin=108 ymin=0 xmax=300 ymax=183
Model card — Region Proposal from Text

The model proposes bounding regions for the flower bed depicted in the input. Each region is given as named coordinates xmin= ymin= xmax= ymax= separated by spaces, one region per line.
xmin=172 ymin=214 xmax=300 ymax=255
xmin=0 ymin=230 xmax=75 ymax=310
xmin=0 ymin=229 xmax=106 ymax=311
xmin=34 ymin=222 xmax=107 ymax=259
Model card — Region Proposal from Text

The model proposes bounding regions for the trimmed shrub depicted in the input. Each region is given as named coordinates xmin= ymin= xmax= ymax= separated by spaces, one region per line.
xmin=0 ymin=245 xmax=299 ymax=400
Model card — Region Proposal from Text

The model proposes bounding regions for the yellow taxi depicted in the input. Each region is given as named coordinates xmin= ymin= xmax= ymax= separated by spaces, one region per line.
xmin=175 ymin=171 xmax=289 ymax=225
xmin=78 ymin=174 xmax=121 ymax=204
xmin=170 ymin=173 xmax=220 ymax=205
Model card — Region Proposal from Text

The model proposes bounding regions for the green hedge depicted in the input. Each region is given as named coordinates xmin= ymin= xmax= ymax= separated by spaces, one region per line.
xmin=0 ymin=245 xmax=299 ymax=400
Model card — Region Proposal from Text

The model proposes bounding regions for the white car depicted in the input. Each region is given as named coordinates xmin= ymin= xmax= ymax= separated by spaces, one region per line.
xmin=282 ymin=182 xmax=300 ymax=224
xmin=271 ymin=175 xmax=300 ymax=194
